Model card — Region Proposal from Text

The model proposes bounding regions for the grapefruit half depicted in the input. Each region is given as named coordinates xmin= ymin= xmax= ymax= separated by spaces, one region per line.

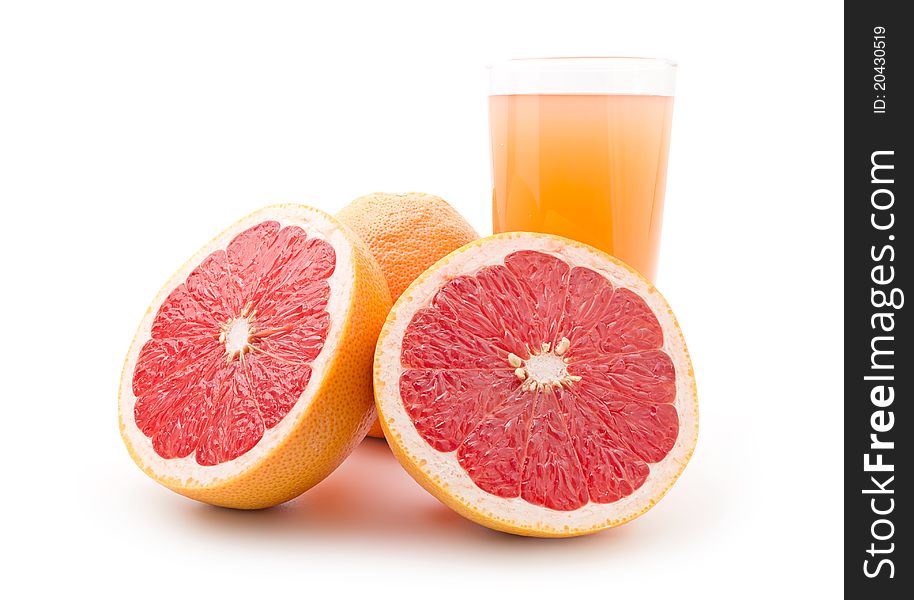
xmin=119 ymin=205 xmax=391 ymax=509
xmin=374 ymin=233 xmax=698 ymax=536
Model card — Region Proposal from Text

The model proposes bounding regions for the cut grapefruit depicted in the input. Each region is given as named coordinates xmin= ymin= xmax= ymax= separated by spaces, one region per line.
xmin=374 ymin=233 xmax=698 ymax=536
xmin=337 ymin=192 xmax=479 ymax=437
xmin=119 ymin=205 xmax=391 ymax=509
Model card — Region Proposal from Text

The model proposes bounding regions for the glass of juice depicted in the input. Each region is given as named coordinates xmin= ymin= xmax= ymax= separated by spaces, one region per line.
xmin=489 ymin=57 xmax=676 ymax=281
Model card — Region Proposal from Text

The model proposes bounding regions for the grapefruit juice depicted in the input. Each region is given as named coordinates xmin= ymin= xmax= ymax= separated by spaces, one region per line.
xmin=490 ymin=92 xmax=674 ymax=281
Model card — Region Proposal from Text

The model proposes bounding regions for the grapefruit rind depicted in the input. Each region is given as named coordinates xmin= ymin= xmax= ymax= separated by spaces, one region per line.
xmin=374 ymin=232 xmax=698 ymax=537
xmin=119 ymin=204 xmax=391 ymax=509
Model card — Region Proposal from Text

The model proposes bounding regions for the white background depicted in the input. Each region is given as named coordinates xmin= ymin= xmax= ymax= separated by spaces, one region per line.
xmin=0 ymin=1 xmax=843 ymax=598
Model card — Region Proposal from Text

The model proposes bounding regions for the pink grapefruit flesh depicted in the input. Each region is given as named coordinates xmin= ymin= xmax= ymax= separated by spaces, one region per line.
xmin=375 ymin=233 xmax=697 ymax=536
xmin=120 ymin=205 xmax=391 ymax=509
xmin=133 ymin=221 xmax=334 ymax=465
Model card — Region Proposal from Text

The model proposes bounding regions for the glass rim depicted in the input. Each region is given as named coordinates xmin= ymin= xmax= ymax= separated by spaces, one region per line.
xmin=488 ymin=56 xmax=677 ymax=96
xmin=488 ymin=56 xmax=678 ymax=72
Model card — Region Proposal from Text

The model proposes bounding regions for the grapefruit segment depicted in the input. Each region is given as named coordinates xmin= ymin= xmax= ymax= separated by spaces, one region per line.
xmin=120 ymin=205 xmax=391 ymax=508
xmin=425 ymin=274 xmax=529 ymax=359
xmin=399 ymin=368 xmax=517 ymax=453
xmin=374 ymin=233 xmax=698 ymax=536
xmin=556 ymin=389 xmax=650 ymax=504
xmin=503 ymin=250 xmax=570 ymax=347
xmin=575 ymin=350 xmax=677 ymax=404
xmin=400 ymin=307 xmax=514 ymax=369
xmin=519 ymin=388 xmax=590 ymax=511
xmin=456 ymin=387 xmax=533 ymax=499
xmin=151 ymin=284 xmax=221 ymax=340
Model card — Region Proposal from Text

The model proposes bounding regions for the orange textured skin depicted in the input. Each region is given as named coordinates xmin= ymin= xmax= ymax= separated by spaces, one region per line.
xmin=119 ymin=205 xmax=391 ymax=509
xmin=337 ymin=192 xmax=479 ymax=438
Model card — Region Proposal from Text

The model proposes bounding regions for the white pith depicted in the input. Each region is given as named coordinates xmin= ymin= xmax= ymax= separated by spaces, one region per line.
xmin=223 ymin=317 xmax=252 ymax=357
xmin=511 ymin=342 xmax=581 ymax=392
xmin=525 ymin=353 xmax=566 ymax=381
xmin=119 ymin=205 xmax=354 ymax=487
xmin=376 ymin=234 xmax=698 ymax=534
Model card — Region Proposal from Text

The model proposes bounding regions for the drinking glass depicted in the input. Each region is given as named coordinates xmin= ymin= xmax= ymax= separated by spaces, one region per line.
xmin=489 ymin=57 xmax=677 ymax=281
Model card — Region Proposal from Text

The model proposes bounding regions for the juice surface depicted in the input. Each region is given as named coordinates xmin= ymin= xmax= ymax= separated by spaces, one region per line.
xmin=490 ymin=94 xmax=673 ymax=280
